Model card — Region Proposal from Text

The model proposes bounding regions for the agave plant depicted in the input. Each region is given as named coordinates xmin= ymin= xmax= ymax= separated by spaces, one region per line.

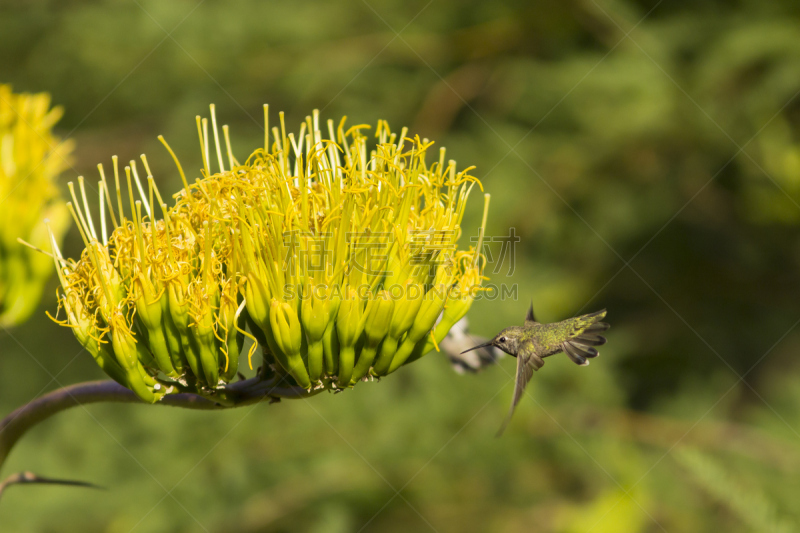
xmin=47 ymin=105 xmax=490 ymax=403
xmin=0 ymin=84 xmax=73 ymax=327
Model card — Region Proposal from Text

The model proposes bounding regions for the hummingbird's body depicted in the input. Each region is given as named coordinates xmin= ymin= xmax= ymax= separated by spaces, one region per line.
xmin=462 ymin=304 xmax=609 ymax=435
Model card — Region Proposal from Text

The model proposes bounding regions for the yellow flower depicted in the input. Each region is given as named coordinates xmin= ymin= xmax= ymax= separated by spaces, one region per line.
xmin=47 ymin=104 xmax=490 ymax=401
xmin=0 ymin=85 xmax=73 ymax=326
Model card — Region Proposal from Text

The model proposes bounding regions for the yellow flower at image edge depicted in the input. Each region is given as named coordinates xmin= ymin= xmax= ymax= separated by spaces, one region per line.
xmin=0 ymin=84 xmax=73 ymax=327
xmin=47 ymin=104 xmax=490 ymax=402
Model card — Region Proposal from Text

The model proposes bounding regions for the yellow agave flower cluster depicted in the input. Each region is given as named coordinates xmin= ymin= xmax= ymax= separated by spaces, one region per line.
xmin=49 ymin=105 xmax=489 ymax=403
xmin=0 ymin=85 xmax=73 ymax=327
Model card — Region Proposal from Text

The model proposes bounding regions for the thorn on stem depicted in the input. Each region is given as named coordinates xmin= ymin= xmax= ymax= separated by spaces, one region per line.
xmin=0 ymin=471 xmax=103 ymax=501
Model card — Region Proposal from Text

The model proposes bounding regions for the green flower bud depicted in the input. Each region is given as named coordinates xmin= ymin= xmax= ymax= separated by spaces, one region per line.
xmin=56 ymin=288 xmax=128 ymax=387
xmin=336 ymin=289 xmax=366 ymax=347
xmin=269 ymin=299 xmax=311 ymax=389
xmin=109 ymin=317 xmax=138 ymax=372
xmin=217 ymin=283 xmax=241 ymax=382
xmin=389 ymin=283 xmax=425 ymax=338
xmin=188 ymin=281 xmax=221 ymax=387
xmin=335 ymin=289 xmax=368 ymax=386
xmin=351 ymin=291 xmax=394 ymax=384
xmin=301 ymin=283 xmax=331 ymax=383
xmin=109 ymin=315 xmax=160 ymax=403
xmin=322 ymin=292 xmax=342 ymax=376
xmin=160 ymin=295 xmax=186 ymax=375
xmin=89 ymin=243 xmax=126 ymax=316
xmin=372 ymin=283 xmax=424 ymax=376
xmin=419 ymin=268 xmax=479 ymax=358
xmin=363 ymin=291 xmax=395 ymax=345
xmin=388 ymin=268 xmax=454 ymax=372
xmin=132 ymin=274 xmax=178 ymax=377
xmin=301 ymin=284 xmax=331 ymax=340
xmin=92 ymin=341 xmax=131 ymax=389
xmin=413 ymin=269 xmax=453 ymax=338
xmin=243 ymin=271 xmax=271 ymax=331
xmin=168 ymin=276 xmax=206 ymax=385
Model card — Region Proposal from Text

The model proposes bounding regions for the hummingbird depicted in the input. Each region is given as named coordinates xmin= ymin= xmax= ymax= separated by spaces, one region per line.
xmin=462 ymin=304 xmax=609 ymax=435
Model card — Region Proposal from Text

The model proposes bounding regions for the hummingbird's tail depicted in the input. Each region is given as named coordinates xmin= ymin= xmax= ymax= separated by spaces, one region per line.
xmin=561 ymin=310 xmax=609 ymax=366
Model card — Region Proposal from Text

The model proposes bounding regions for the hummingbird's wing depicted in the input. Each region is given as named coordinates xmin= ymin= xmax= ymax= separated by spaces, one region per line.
xmin=496 ymin=350 xmax=543 ymax=436
xmin=445 ymin=337 xmax=504 ymax=373
xmin=439 ymin=317 xmax=504 ymax=373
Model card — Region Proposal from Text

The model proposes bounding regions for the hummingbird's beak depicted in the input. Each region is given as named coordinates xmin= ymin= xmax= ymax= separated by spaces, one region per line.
xmin=460 ymin=341 xmax=493 ymax=354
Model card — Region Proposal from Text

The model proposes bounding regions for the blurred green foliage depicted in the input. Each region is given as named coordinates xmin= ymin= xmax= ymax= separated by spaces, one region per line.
xmin=2 ymin=0 xmax=800 ymax=531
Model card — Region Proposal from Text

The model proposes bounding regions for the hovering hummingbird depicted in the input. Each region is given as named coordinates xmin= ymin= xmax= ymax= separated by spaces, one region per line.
xmin=462 ymin=304 xmax=609 ymax=435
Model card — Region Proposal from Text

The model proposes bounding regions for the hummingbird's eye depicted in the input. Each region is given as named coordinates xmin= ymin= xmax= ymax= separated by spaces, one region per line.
xmin=499 ymin=337 xmax=506 ymax=343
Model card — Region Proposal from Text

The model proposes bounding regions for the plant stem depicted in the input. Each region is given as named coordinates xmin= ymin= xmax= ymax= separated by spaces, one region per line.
xmin=0 ymin=376 xmax=317 ymax=473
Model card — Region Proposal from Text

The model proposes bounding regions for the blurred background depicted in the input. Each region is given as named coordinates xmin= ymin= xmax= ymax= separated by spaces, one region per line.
xmin=2 ymin=0 xmax=800 ymax=531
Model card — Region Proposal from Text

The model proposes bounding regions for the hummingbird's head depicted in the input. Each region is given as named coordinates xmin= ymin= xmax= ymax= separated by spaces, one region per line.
xmin=462 ymin=326 xmax=525 ymax=357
